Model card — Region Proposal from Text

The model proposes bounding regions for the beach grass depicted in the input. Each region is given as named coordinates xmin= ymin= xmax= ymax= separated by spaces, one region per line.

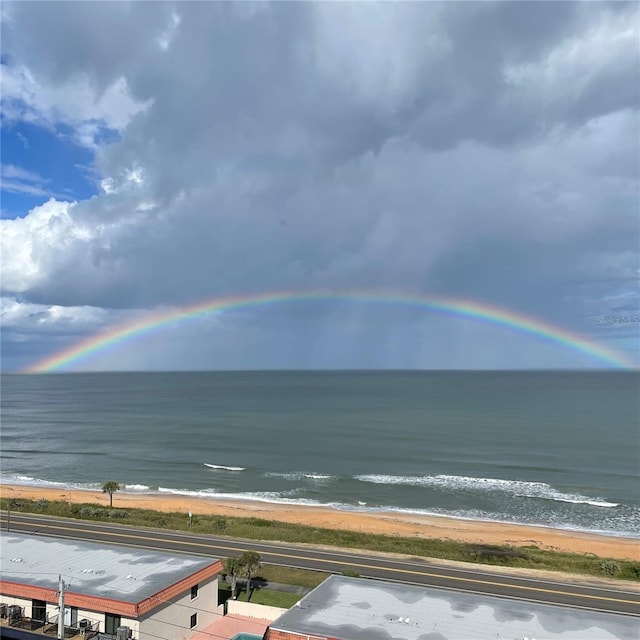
xmin=3 ymin=497 xmax=639 ymax=582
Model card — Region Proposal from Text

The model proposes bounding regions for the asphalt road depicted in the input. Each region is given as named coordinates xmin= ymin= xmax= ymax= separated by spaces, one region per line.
xmin=1 ymin=511 xmax=638 ymax=617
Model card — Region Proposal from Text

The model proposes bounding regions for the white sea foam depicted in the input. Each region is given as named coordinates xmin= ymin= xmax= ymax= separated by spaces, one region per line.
xmin=214 ymin=492 xmax=322 ymax=505
xmin=265 ymin=471 xmax=334 ymax=481
xmin=158 ymin=486 xmax=322 ymax=505
xmin=354 ymin=474 xmax=619 ymax=508
xmin=204 ymin=463 xmax=246 ymax=471
xmin=2 ymin=473 xmax=635 ymax=537
xmin=123 ymin=484 xmax=151 ymax=492
xmin=0 ymin=475 xmax=154 ymax=494
xmin=159 ymin=487 xmax=218 ymax=497
xmin=0 ymin=474 xmax=98 ymax=491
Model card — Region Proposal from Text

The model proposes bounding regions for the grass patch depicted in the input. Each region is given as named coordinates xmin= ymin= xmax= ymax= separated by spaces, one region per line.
xmin=218 ymin=584 xmax=300 ymax=608
xmin=249 ymin=589 xmax=300 ymax=608
xmin=3 ymin=497 xmax=638 ymax=582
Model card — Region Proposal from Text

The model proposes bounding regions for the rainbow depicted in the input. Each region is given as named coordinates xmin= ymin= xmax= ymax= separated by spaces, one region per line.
xmin=23 ymin=290 xmax=637 ymax=373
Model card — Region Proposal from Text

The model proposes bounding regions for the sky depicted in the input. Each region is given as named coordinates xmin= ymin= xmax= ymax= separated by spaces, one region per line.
xmin=1 ymin=0 xmax=639 ymax=372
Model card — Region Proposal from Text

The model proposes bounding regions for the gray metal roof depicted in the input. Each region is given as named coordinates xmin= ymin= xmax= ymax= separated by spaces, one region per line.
xmin=270 ymin=575 xmax=638 ymax=640
xmin=0 ymin=533 xmax=218 ymax=605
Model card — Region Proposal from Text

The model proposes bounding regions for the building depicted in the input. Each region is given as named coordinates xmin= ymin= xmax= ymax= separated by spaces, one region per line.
xmin=0 ymin=532 xmax=224 ymax=639
xmin=264 ymin=574 xmax=637 ymax=640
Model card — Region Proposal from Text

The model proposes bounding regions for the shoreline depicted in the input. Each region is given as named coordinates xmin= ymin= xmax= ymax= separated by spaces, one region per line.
xmin=2 ymin=484 xmax=638 ymax=561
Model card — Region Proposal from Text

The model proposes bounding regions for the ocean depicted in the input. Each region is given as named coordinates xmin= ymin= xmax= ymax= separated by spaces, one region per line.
xmin=1 ymin=371 xmax=638 ymax=537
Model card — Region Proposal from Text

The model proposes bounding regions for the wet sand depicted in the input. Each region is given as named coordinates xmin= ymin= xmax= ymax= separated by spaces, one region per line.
xmin=2 ymin=484 xmax=638 ymax=560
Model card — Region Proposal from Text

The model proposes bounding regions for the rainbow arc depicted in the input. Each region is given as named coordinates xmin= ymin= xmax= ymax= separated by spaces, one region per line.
xmin=23 ymin=290 xmax=637 ymax=372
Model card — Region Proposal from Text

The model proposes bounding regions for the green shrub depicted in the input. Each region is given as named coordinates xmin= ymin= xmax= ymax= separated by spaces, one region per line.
xmin=108 ymin=510 xmax=129 ymax=519
xmin=601 ymin=560 xmax=621 ymax=576
xmin=620 ymin=563 xmax=640 ymax=580
xmin=214 ymin=519 xmax=228 ymax=532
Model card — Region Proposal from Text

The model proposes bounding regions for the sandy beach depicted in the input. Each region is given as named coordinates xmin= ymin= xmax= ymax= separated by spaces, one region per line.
xmin=2 ymin=484 xmax=638 ymax=561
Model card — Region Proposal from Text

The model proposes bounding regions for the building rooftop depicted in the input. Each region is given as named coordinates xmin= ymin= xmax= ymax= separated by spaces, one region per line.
xmin=269 ymin=575 xmax=638 ymax=640
xmin=0 ymin=533 xmax=218 ymax=605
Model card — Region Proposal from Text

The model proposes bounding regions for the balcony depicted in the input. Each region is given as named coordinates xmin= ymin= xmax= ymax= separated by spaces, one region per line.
xmin=0 ymin=612 xmax=98 ymax=640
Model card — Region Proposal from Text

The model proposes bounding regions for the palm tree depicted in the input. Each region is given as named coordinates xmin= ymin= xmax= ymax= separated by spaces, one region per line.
xmin=222 ymin=556 xmax=244 ymax=600
xmin=102 ymin=481 xmax=120 ymax=508
xmin=241 ymin=551 xmax=262 ymax=601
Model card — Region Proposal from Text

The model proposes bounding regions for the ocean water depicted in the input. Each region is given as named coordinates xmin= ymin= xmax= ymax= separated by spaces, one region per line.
xmin=1 ymin=371 xmax=638 ymax=537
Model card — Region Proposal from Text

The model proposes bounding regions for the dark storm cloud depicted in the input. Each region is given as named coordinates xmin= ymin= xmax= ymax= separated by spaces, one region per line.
xmin=1 ymin=1 xmax=638 ymax=369
xmin=1 ymin=1 xmax=173 ymax=89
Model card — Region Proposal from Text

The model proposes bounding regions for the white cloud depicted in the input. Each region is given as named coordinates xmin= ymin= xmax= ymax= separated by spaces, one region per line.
xmin=1 ymin=163 xmax=76 ymax=199
xmin=1 ymin=180 xmax=52 ymax=197
xmin=1 ymin=163 xmax=72 ymax=199
xmin=1 ymin=65 xmax=151 ymax=147
xmin=16 ymin=131 xmax=29 ymax=149
xmin=157 ymin=10 xmax=181 ymax=51
xmin=1 ymin=296 xmax=108 ymax=336
xmin=0 ymin=198 xmax=80 ymax=292
xmin=2 ymin=164 xmax=44 ymax=183
xmin=99 ymin=165 xmax=145 ymax=195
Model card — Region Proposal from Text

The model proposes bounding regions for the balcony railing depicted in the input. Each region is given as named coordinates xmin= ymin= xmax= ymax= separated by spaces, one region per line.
xmin=1 ymin=611 xmax=98 ymax=639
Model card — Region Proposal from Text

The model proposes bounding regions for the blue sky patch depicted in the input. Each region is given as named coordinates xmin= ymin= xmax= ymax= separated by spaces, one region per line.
xmin=1 ymin=120 xmax=116 ymax=218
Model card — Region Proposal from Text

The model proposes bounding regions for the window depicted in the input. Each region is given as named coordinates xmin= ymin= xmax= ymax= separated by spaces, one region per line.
xmin=190 ymin=613 xmax=198 ymax=629
xmin=105 ymin=613 xmax=121 ymax=635
xmin=31 ymin=600 xmax=47 ymax=623
xmin=191 ymin=583 xmax=198 ymax=600
xmin=64 ymin=607 xmax=78 ymax=627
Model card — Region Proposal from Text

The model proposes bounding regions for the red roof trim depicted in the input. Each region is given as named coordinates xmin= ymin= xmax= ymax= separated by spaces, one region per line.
xmin=0 ymin=580 xmax=137 ymax=617
xmin=0 ymin=560 xmax=222 ymax=619
xmin=138 ymin=560 xmax=223 ymax=616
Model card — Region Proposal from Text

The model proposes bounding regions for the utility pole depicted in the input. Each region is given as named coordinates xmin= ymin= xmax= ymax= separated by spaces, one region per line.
xmin=58 ymin=575 xmax=65 ymax=640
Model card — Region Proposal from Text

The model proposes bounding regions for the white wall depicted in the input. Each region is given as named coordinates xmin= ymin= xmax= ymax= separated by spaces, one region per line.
xmin=0 ymin=595 xmax=29 ymax=618
xmin=2 ymin=576 xmax=218 ymax=640
xmin=43 ymin=605 xmax=138 ymax=634
xmin=139 ymin=576 xmax=220 ymax=640
xmin=0 ymin=594 xmax=138 ymax=635
xmin=0 ymin=595 xmax=58 ymax=622
xmin=226 ymin=600 xmax=287 ymax=621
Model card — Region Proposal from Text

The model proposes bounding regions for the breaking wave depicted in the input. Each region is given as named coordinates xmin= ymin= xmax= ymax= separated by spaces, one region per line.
xmin=158 ymin=486 xmax=320 ymax=505
xmin=1 ymin=474 xmax=636 ymax=537
xmin=0 ymin=474 xmax=100 ymax=491
xmin=123 ymin=484 xmax=152 ymax=492
xmin=265 ymin=471 xmax=334 ymax=481
xmin=354 ymin=474 xmax=619 ymax=508
xmin=0 ymin=475 xmax=152 ymax=494
xmin=204 ymin=463 xmax=246 ymax=471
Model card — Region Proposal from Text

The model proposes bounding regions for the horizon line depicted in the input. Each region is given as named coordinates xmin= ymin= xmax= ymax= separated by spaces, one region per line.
xmin=9 ymin=366 xmax=639 ymax=375
xmin=22 ymin=290 xmax=638 ymax=373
